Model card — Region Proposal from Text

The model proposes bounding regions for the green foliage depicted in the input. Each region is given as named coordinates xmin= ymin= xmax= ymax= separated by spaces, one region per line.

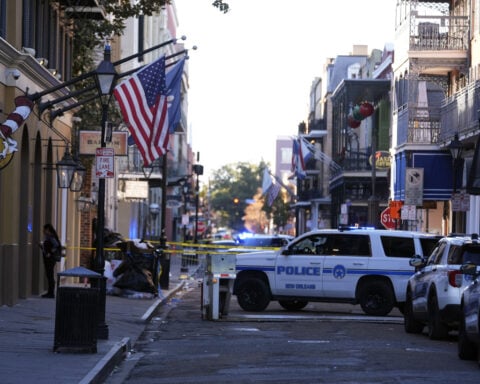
xmin=208 ymin=160 xmax=290 ymax=233
xmin=58 ymin=0 xmax=229 ymax=139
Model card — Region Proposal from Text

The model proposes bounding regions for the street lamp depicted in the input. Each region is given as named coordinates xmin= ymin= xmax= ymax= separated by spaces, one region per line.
xmin=56 ymin=147 xmax=77 ymax=189
xmin=93 ymin=44 xmax=118 ymax=340
xmin=448 ymin=133 xmax=464 ymax=233
xmin=75 ymin=195 xmax=93 ymax=212
xmin=69 ymin=158 xmax=87 ymax=192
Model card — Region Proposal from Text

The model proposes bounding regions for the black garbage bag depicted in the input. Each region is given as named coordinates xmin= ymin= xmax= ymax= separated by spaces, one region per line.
xmin=113 ymin=265 xmax=156 ymax=294
xmin=113 ymin=242 xmax=158 ymax=294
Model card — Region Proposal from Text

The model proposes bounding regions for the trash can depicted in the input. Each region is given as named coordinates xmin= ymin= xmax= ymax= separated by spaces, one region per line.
xmin=53 ymin=266 xmax=104 ymax=353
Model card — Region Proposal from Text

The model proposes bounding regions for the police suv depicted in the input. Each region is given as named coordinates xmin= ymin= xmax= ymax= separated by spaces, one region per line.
xmin=233 ymin=228 xmax=441 ymax=316
xmin=458 ymin=262 xmax=480 ymax=362
xmin=404 ymin=233 xmax=480 ymax=339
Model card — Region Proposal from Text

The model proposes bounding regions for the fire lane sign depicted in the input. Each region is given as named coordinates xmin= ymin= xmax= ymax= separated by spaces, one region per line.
xmin=95 ymin=148 xmax=114 ymax=178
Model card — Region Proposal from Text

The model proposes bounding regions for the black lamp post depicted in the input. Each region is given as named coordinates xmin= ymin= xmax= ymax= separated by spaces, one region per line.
xmin=192 ymin=163 xmax=203 ymax=243
xmin=179 ymin=179 xmax=190 ymax=241
xmin=93 ymin=45 xmax=118 ymax=340
xmin=448 ymin=133 xmax=464 ymax=233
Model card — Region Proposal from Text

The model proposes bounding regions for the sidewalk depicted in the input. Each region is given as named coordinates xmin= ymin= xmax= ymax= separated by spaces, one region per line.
xmin=0 ymin=276 xmax=186 ymax=384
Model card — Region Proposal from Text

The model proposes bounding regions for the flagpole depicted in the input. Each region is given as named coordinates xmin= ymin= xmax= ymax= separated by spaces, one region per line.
xmin=39 ymin=50 xmax=191 ymax=119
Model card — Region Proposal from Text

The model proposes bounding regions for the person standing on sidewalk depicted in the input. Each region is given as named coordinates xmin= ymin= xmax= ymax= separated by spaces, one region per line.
xmin=39 ymin=223 xmax=61 ymax=298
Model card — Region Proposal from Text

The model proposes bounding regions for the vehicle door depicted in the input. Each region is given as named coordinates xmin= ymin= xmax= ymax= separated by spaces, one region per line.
xmin=321 ymin=234 xmax=371 ymax=299
xmin=375 ymin=234 xmax=418 ymax=302
xmin=410 ymin=241 xmax=449 ymax=314
xmin=273 ymin=234 xmax=326 ymax=297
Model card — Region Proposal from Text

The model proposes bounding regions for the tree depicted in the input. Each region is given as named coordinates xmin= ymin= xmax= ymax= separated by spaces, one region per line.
xmin=208 ymin=161 xmax=291 ymax=234
xmin=58 ymin=0 xmax=230 ymax=146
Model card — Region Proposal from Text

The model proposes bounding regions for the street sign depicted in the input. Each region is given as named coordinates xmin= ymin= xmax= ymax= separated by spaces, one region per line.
xmin=380 ymin=207 xmax=395 ymax=230
xmin=95 ymin=148 xmax=114 ymax=178
xmin=196 ymin=220 xmax=206 ymax=234
xmin=405 ymin=168 xmax=423 ymax=206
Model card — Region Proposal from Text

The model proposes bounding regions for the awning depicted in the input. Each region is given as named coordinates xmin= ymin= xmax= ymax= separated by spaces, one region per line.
xmin=394 ymin=151 xmax=453 ymax=201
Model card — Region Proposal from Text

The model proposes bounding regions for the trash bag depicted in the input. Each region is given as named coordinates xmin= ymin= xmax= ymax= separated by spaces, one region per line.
xmin=113 ymin=266 xmax=156 ymax=294
xmin=113 ymin=241 xmax=158 ymax=295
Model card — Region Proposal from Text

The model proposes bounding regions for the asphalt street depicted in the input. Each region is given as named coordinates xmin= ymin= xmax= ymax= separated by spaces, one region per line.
xmin=105 ymin=281 xmax=480 ymax=384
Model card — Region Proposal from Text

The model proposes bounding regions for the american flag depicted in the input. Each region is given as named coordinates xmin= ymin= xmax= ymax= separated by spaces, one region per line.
xmin=291 ymin=137 xmax=314 ymax=179
xmin=113 ymin=56 xmax=168 ymax=166
xmin=267 ymin=183 xmax=281 ymax=206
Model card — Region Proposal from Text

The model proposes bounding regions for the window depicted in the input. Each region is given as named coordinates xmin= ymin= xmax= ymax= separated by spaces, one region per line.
xmin=0 ymin=0 xmax=5 ymax=38
xmin=428 ymin=242 xmax=447 ymax=265
xmin=290 ymin=235 xmax=328 ymax=255
xmin=281 ymin=147 xmax=292 ymax=164
xmin=328 ymin=234 xmax=371 ymax=256
xmin=447 ymin=245 xmax=461 ymax=265
xmin=381 ymin=236 xmax=415 ymax=258
xmin=419 ymin=237 xmax=440 ymax=258
xmin=289 ymin=234 xmax=370 ymax=256
xmin=461 ymin=247 xmax=480 ymax=265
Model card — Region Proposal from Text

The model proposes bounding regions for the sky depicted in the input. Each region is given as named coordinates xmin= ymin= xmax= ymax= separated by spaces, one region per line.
xmin=174 ymin=0 xmax=397 ymax=178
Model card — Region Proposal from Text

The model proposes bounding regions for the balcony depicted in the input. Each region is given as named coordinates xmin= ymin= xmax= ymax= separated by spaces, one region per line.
xmin=395 ymin=5 xmax=469 ymax=76
xmin=297 ymin=188 xmax=323 ymax=202
xmin=440 ymin=81 xmax=480 ymax=142
xmin=409 ymin=17 xmax=469 ymax=52
xmin=59 ymin=0 xmax=107 ymax=20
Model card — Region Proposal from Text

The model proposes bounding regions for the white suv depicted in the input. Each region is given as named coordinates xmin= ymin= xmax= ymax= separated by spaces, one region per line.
xmin=458 ymin=262 xmax=480 ymax=362
xmin=234 ymin=228 xmax=441 ymax=316
xmin=404 ymin=234 xmax=480 ymax=339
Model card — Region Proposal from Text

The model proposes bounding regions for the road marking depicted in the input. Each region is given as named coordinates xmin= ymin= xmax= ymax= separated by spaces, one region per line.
xmin=287 ymin=340 xmax=331 ymax=344
xmin=223 ymin=313 xmax=403 ymax=324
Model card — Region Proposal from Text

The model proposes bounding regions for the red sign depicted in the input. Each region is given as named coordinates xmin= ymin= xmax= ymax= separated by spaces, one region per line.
xmin=380 ymin=207 xmax=395 ymax=230
xmin=95 ymin=148 xmax=115 ymax=178
xmin=196 ymin=220 xmax=206 ymax=234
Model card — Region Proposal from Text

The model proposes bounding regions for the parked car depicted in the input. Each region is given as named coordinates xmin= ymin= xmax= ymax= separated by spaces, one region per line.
xmin=458 ymin=262 xmax=480 ymax=363
xmin=234 ymin=228 xmax=441 ymax=316
xmin=404 ymin=233 xmax=480 ymax=339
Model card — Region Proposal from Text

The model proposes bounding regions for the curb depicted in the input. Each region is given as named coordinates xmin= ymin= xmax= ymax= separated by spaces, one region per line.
xmin=79 ymin=338 xmax=131 ymax=384
xmin=80 ymin=280 xmax=186 ymax=384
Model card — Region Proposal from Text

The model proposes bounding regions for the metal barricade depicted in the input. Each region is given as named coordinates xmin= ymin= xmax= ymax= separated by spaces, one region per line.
xmin=202 ymin=253 xmax=236 ymax=320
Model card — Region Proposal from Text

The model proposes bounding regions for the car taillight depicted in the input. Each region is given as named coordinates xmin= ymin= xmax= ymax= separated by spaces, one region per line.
xmin=448 ymin=270 xmax=462 ymax=287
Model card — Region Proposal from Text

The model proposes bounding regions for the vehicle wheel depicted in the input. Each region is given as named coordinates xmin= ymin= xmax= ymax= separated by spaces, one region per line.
xmin=427 ymin=292 xmax=449 ymax=340
xmin=279 ymin=299 xmax=308 ymax=311
xmin=358 ymin=281 xmax=395 ymax=316
xmin=404 ymin=291 xmax=424 ymax=334
xmin=458 ymin=313 xmax=476 ymax=360
xmin=236 ymin=277 xmax=270 ymax=312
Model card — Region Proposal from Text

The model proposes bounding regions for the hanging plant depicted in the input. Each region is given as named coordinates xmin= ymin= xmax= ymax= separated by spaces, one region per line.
xmin=359 ymin=102 xmax=374 ymax=118
xmin=352 ymin=105 xmax=365 ymax=121
xmin=347 ymin=114 xmax=361 ymax=128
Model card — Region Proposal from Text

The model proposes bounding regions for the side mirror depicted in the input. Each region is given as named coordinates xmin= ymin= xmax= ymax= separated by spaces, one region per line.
xmin=281 ymin=249 xmax=291 ymax=256
xmin=460 ymin=263 xmax=479 ymax=277
xmin=409 ymin=255 xmax=426 ymax=268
